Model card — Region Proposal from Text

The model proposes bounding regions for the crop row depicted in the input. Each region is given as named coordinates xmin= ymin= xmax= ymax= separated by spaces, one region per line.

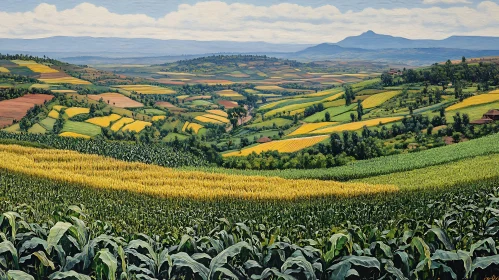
xmin=0 ymin=144 xmax=396 ymax=199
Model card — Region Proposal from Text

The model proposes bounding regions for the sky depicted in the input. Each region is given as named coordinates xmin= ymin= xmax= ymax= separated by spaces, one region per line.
xmin=1 ymin=0 xmax=498 ymax=43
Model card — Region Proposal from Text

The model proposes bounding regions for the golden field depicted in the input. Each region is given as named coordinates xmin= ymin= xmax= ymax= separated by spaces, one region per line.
xmin=115 ymin=85 xmax=176 ymax=95
xmin=39 ymin=77 xmax=92 ymax=85
xmin=216 ymin=90 xmax=243 ymax=98
xmin=59 ymin=132 xmax=91 ymax=139
xmin=0 ymin=67 xmax=9 ymax=73
xmin=206 ymin=109 xmax=228 ymax=117
xmin=152 ymin=116 xmax=166 ymax=122
xmin=195 ymin=115 xmax=224 ymax=124
xmin=446 ymin=94 xmax=499 ymax=111
xmin=289 ymin=122 xmax=338 ymax=136
xmin=86 ymin=114 xmax=122 ymax=127
xmin=182 ymin=122 xmax=203 ymax=134
xmin=26 ymin=64 xmax=59 ymax=73
xmin=255 ymin=85 xmax=285 ymax=91
xmin=110 ymin=117 xmax=134 ymax=131
xmin=362 ymin=91 xmax=402 ymax=109
xmin=65 ymin=107 xmax=90 ymax=118
xmin=311 ymin=117 xmax=403 ymax=134
xmin=122 ymin=120 xmax=152 ymax=133
xmin=48 ymin=110 xmax=59 ymax=119
xmin=202 ymin=114 xmax=230 ymax=124
xmin=224 ymin=135 xmax=330 ymax=157
xmin=0 ymin=144 xmax=398 ymax=199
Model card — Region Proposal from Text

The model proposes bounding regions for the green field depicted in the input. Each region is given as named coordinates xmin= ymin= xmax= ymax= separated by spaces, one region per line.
xmin=27 ymin=123 xmax=46 ymax=134
xmin=304 ymin=104 xmax=356 ymax=122
xmin=246 ymin=117 xmax=293 ymax=129
xmin=39 ymin=117 xmax=56 ymax=131
xmin=140 ymin=108 xmax=167 ymax=115
xmin=163 ymin=132 xmax=189 ymax=142
xmin=62 ymin=120 xmax=102 ymax=137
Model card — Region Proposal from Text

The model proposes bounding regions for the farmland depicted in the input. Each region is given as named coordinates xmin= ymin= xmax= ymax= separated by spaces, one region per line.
xmin=0 ymin=94 xmax=53 ymax=128
xmin=2 ymin=53 xmax=499 ymax=278
xmin=224 ymin=135 xmax=329 ymax=156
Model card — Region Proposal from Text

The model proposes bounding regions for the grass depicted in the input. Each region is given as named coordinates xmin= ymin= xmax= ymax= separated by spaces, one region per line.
xmin=0 ymin=144 xmax=396 ymax=200
xmin=191 ymin=100 xmax=212 ymax=106
xmin=140 ymin=108 xmax=166 ymax=116
xmin=446 ymin=93 xmax=499 ymax=111
xmin=2 ymin=124 xmax=20 ymax=133
xmin=304 ymin=104 xmax=356 ymax=122
xmin=224 ymin=135 xmax=330 ymax=157
xmin=27 ymin=123 xmax=46 ymax=134
xmin=62 ymin=121 xmax=102 ymax=137
xmin=211 ymin=132 xmax=499 ymax=181
xmin=39 ymin=118 xmax=56 ymax=131
xmin=163 ymin=133 xmax=189 ymax=142
xmin=246 ymin=118 xmax=293 ymax=129
xmin=357 ymin=154 xmax=499 ymax=190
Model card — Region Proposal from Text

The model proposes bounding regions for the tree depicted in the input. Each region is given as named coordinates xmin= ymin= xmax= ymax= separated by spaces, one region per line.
xmin=356 ymin=100 xmax=364 ymax=121
xmin=325 ymin=111 xmax=331 ymax=122
xmin=381 ymin=72 xmax=394 ymax=86
xmin=227 ymin=106 xmax=247 ymax=128
xmin=350 ymin=113 xmax=355 ymax=122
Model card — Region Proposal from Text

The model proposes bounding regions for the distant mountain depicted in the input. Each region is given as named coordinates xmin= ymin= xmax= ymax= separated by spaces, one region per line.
xmin=0 ymin=37 xmax=312 ymax=58
xmin=336 ymin=30 xmax=499 ymax=50
xmin=292 ymin=45 xmax=499 ymax=65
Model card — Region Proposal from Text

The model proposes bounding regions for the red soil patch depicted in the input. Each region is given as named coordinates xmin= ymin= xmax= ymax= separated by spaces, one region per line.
xmin=155 ymin=79 xmax=186 ymax=86
xmin=185 ymin=95 xmax=211 ymax=101
xmin=88 ymin=93 xmax=143 ymax=108
xmin=156 ymin=101 xmax=175 ymax=108
xmin=217 ymin=100 xmax=238 ymax=109
xmin=39 ymin=72 xmax=70 ymax=79
xmin=0 ymin=94 xmax=53 ymax=128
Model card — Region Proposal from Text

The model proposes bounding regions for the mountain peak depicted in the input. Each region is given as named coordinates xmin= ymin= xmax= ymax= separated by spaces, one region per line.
xmin=363 ymin=30 xmax=376 ymax=35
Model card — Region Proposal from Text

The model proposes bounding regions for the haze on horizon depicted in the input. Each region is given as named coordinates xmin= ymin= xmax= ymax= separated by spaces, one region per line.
xmin=1 ymin=0 xmax=498 ymax=44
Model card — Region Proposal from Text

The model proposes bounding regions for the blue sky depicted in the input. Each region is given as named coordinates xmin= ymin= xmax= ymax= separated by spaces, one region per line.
xmin=1 ymin=0 xmax=497 ymax=43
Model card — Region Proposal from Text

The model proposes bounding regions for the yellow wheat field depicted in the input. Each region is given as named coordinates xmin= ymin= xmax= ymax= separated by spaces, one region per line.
xmin=195 ymin=116 xmax=224 ymax=124
xmin=26 ymin=64 xmax=59 ymax=73
xmin=0 ymin=67 xmax=9 ymax=73
xmin=11 ymin=60 xmax=37 ymax=65
xmin=255 ymin=85 xmax=285 ymax=91
xmin=152 ymin=116 xmax=166 ymax=122
xmin=362 ymin=91 xmax=402 ymax=109
xmin=289 ymin=122 xmax=338 ymax=136
xmin=489 ymin=89 xmax=499 ymax=94
xmin=39 ymin=77 xmax=91 ymax=85
xmin=206 ymin=110 xmax=228 ymax=117
xmin=122 ymin=120 xmax=152 ymax=133
xmin=0 ymin=144 xmax=398 ymax=199
xmin=217 ymin=90 xmax=243 ymax=98
xmin=114 ymin=85 xmax=176 ymax=95
xmin=86 ymin=114 xmax=122 ymax=127
xmin=311 ymin=117 xmax=403 ymax=134
xmin=59 ymin=132 xmax=91 ymax=139
xmin=264 ymin=93 xmax=344 ymax=117
xmin=446 ymin=94 xmax=499 ymax=111
xmin=182 ymin=122 xmax=203 ymax=134
xmin=110 ymin=117 xmax=134 ymax=131
xmin=202 ymin=114 xmax=230 ymax=124
xmin=65 ymin=107 xmax=90 ymax=118
xmin=321 ymin=92 xmax=345 ymax=102
xmin=224 ymin=135 xmax=330 ymax=157
xmin=48 ymin=110 xmax=59 ymax=119
xmin=52 ymin=105 xmax=66 ymax=112
xmin=304 ymin=88 xmax=343 ymax=97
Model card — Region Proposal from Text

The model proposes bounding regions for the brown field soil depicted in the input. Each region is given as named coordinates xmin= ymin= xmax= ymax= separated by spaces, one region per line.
xmin=88 ymin=93 xmax=143 ymax=108
xmin=155 ymin=79 xmax=186 ymax=85
xmin=218 ymin=100 xmax=238 ymax=109
xmin=185 ymin=95 xmax=212 ymax=101
xmin=39 ymin=72 xmax=70 ymax=79
xmin=0 ymin=94 xmax=53 ymax=128
xmin=195 ymin=79 xmax=234 ymax=85
xmin=155 ymin=101 xmax=176 ymax=108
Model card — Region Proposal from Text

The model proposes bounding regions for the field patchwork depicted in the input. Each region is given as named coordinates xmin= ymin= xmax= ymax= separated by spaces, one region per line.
xmin=0 ymin=94 xmax=54 ymax=128
xmin=289 ymin=122 xmax=338 ymax=136
xmin=311 ymin=117 xmax=403 ymax=134
xmin=86 ymin=114 xmax=122 ymax=127
xmin=115 ymin=85 xmax=176 ymax=95
xmin=0 ymin=144 xmax=397 ymax=199
xmin=110 ymin=117 xmax=134 ymax=131
xmin=121 ymin=120 xmax=152 ymax=133
xmin=88 ymin=93 xmax=144 ymax=108
xmin=224 ymin=135 xmax=329 ymax=157
xmin=446 ymin=93 xmax=499 ymax=111
xmin=362 ymin=91 xmax=402 ymax=109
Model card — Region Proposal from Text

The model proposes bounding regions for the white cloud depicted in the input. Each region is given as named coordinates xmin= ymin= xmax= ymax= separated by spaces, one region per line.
xmin=0 ymin=1 xmax=497 ymax=43
xmin=423 ymin=0 xmax=471 ymax=4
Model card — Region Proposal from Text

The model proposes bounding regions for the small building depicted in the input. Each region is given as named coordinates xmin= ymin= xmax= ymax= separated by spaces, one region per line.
xmin=483 ymin=109 xmax=499 ymax=121
xmin=257 ymin=136 xmax=272 ymax=143
xmin=470 ymin=117 xmax=493 ymax=125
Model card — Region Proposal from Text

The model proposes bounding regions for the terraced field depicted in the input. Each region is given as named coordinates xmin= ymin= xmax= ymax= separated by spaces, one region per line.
xmin=224 ymin=135 xmax=329 ymax=156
